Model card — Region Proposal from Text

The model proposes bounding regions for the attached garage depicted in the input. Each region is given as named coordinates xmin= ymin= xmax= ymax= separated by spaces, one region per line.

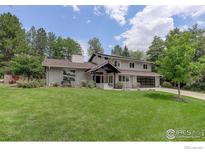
xmin=137 ymin=76 xmax=155 ymax=88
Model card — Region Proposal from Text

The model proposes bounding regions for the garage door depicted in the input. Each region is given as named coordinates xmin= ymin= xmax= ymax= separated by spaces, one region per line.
xmin=137 ymin=76 xmax=155 ymax=88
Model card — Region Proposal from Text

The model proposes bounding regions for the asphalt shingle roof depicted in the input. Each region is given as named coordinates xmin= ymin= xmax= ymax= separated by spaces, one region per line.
xmin=42 ymin=58 xmax=96 ymax=69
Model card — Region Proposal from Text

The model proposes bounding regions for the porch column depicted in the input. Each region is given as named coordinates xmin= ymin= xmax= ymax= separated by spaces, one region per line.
xmin=114 ymin=72 xmax=116 ymax=88
xmin=93 ymin=72 xmax=96 ymax=82
xmin=155 ymin=76 xmax=160 ymax=87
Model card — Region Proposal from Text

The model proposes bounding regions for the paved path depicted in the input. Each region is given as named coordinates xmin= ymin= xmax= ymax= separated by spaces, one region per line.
xmin=153 ymin=88 xmax=205 ymax=101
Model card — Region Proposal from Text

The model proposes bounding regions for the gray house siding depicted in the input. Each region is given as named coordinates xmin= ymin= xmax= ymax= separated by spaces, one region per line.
xmin=43 ymin=54 xmax=161 ymax=88
xmin=46 ymin=67 xmax=63 ymax=86
xmin=91 ymin=55 xmax=152 ymax=72
xmin=45 ymin=67 xmax=90 ymax=86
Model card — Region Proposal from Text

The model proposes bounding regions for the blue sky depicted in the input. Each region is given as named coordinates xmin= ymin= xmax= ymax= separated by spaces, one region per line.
xmin=0 ymin=5 xmax=205 ymax=55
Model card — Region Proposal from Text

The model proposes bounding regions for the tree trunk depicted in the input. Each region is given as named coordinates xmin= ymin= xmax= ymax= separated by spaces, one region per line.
xmin=177 ymin=81 xmax=180 ymax=99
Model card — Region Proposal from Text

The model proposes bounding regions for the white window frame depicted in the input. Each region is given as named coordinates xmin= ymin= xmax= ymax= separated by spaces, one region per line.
xmin=114 ymin=60 xmax=121 ymax=67
xmin=130 ymin=62 xmax=135 ymax=68
xmin=143 ymin=64 xmax=148 ymax=70
xmin=119 ymin=75 xmax=129 ymax=82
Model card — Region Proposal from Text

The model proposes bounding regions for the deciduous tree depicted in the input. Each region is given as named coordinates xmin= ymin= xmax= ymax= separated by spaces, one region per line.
xmin=158 ymin=31 xmax=196 ymax=99
xmin=10 ymin=54 xmax=43 ymax=81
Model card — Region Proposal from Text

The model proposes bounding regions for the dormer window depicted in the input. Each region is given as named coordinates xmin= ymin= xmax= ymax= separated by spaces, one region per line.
xmin=130 ymin=63 xmax=134 ymax=68
xmin=114 ymin=60 xmax=120 ymax=67
xmin=143 ymin=64 xmax=148 ymax=70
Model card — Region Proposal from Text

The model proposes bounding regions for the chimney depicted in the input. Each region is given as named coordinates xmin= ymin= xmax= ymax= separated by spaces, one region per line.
xmin=71 ymin=55 xmax=84 ymax=63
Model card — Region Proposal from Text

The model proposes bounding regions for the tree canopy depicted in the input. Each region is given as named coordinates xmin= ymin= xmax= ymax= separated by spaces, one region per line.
xmin=87 ymin=37 xmax=104 ymax=55
xmin=111 ymin=45 xmax=122 ymax=56
xmin=121 ymin=45 xmax=130 ymax=57
xmin=10 ymin=54 xmax=43 ymax=80
xmin=147 ymin=36 xmax=164 ymax=63
xmin=129 ymin=51 xmax=146 ymax=60
xmin=0 ymin=12 xmax=28 ymax=65
xmin=157 ymin=31 xmax=196 ymax=98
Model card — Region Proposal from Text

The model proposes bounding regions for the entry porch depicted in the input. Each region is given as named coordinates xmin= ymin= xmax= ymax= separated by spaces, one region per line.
xmin=86 ymin=61 xmax=120 ymax=89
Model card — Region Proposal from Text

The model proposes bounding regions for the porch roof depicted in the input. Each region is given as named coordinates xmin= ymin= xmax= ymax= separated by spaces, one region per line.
xmin=86 ymin=61 xmax=121 ymax=73
xmin=119 ymin=69 xmax=161 ymax=77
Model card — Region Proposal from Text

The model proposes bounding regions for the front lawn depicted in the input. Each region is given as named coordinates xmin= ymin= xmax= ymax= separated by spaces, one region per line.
xmin=0 ymin=86 xmax=205 ymax=141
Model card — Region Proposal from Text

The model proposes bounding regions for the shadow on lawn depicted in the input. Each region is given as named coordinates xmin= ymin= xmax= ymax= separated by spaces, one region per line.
xmin=144 ymin=92 xmax=190 ymax=103
xmin=143 ymin=92 xmax=174 ymax=101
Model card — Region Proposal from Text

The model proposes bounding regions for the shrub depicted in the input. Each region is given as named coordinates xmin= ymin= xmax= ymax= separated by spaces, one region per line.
xmin=17 ymin=80 xmax=44 ymax=88
xmin=182 ymin=84 xmax=191 ymax=90
xmin=162 ymin=81 xmax=173 ymax=88
xmin=132 ymin=82 xmax=141 ymax=88
xmin=38 ymin=79 xmax=45 ymax=87
xmin=81 ymin=80 xmax=87 ymax=87
xmin=61 ymin=81 xmax=71 ymax=87
xmin=52 ymin=82 xmax=60 ymax=87
xmin=87 ymin=80 xmax=96 ymax=88
xmin=183 ymin=82 xmax=205 ymax=92
xmin=9 ymin=80 xmax=16 ymax=84
xmin=115 ymin=82 xmax=123 ymax=89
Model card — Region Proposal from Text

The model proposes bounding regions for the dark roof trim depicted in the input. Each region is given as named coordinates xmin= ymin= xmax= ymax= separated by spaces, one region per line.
xmin=86 ymin=61 xmax=121 ymax=73
xmin=88 ymin=53 xmax=154 ymax=64
xmin=119 ymin=69 xmax=161 ymax=76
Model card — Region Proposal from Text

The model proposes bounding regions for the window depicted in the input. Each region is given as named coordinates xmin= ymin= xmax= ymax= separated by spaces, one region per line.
xmin=143 ymin=64 xmax=148 ymax=70
xmin=114 ymin=60 xmax=120 ymax=67
xmin=130 ymin=63 xmax=134 ymax=68
xmin=98 ymin=55 xmax=101 ymax=58
xmin=108 ymin=75 xmax=113 ymax=83
xmin=119 ymin=75 xmax=129 ymax=82
xmin=104 ymin=57 xmax=108 ymax=60
xmin=63 ymin=70 xmax=76 ymax=83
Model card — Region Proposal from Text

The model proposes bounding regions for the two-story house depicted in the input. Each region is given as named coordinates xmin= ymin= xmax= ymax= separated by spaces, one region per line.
xmin=42 ymin=53 xmax=160 ymax=88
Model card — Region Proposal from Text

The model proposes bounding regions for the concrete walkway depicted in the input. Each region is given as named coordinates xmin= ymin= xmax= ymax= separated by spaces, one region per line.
xmin=153 ymin=88 xmax=205 ymax=101
xmin=127 ymin=87 xmax=205 ymax=100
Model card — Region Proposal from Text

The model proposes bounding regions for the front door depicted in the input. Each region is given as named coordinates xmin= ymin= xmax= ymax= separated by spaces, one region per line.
xmin=96 ymin=76 xmax=101 ymax=83
xmin=95 ymin=75 xmax=104 ymax=83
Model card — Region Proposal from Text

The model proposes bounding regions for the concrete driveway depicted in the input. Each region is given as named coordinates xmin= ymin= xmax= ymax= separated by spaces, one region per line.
xmin=154 ymin=88 xmax=205 ymax=101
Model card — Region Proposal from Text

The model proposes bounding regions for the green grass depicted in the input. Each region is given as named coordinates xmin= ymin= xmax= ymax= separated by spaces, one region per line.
xmin=0 ymin=85 xmax=205 ymax=141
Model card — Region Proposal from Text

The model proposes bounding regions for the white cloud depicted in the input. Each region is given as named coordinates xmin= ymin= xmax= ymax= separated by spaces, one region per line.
xmin=94 ymin=6 xmax=104 ymax=16
xmin=179 ymin=25 xmax=189 ymax=32
xmin=72 ymin=5 xmax=80 ymax=12
xmin=108 ymin=44 xmax=113 ymax=48
xmin=104 ymin=5 xmax=129 ymax=26
xmin=117 ymin=6 xmax=205 ymax=51
xmin=94 ymin=5 xmax=129 ymax=26
xmin=197 ymin=20 xmax=205 ymax=26
xmin=86 ymin=19 xmax=91 ymax=24
xmin=114 ymin=35 xmax=122 ymax=41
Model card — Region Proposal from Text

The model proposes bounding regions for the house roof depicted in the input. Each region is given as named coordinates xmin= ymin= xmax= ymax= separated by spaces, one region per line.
xmin=42 ymin=58 xmax=96 ymax=69
xmin=119 ymin=69 xmax=161 ymax=77
xmin=88 ymin=53 xmax=154 ymax=64
xmin=86 ymin=61 xmax=121 ymax=73
xmin=42 ymin=57 xmax=160 ymax=77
